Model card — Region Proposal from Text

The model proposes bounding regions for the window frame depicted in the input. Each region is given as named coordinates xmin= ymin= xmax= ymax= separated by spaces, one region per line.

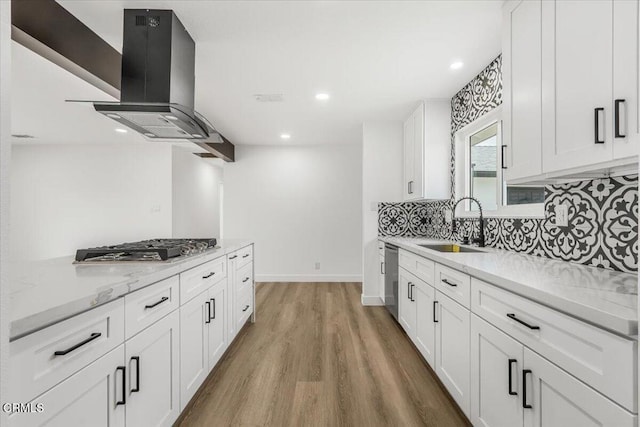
xmin=453 ymin=106 xmax=545 ymax=218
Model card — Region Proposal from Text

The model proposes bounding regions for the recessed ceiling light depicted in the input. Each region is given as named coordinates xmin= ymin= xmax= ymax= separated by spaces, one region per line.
xmin=107 ymin=113 xmax=121 ymax=119
xmin=115 ymin=128 xmax=128 ymax=133
xmin=315 ymin=93 xmax=330 ymax=101
xmin=450 ymin=61 xmax=464 ymax=70
xmin=165 ymin=115 xmax=179 ymax=121
xmin=144 ymin=133 xmax=155 ymax=138
xmin=280 ymin=133 xmax=291 ymax=140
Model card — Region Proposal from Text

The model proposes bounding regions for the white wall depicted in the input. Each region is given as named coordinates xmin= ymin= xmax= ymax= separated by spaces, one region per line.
xmin=224 ymin=144 xmax=362 ymax=282
xmin=362 ymin=122 xmax=403 ymax=304
xmin=172 ymin=147 xmax=223 ymax=239
xmin=10 ymin=143 xmax=173 ymax=261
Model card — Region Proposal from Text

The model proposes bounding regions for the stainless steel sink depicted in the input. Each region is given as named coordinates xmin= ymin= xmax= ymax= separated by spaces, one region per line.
xmin=418 ymin=244 xmax=485 ymax=253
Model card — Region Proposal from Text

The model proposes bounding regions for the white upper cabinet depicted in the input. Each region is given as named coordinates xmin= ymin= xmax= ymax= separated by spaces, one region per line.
xmin=403 ymin=100 xmax=451 ymax=200
xmin=502 ymin=0 xmax=543 ymax=182
xmin=504 ymin=0 xmax=639 ymax=182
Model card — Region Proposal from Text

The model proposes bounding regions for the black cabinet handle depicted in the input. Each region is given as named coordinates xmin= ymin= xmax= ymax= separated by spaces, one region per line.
xmin=407 ymin=282 xmax=412 ymax=299
xmin=54 ymin=332 xmax=101 ymax=356
xmin=205 ymin=301 xmax=211 ymax=324
xmin=131 ymin=356 xmax=140 ymax=393
xmin=243 ymin=305 xmax=250 ymax=312
xmin=242 ymin=254 xmax=250 ymax=258
xmin=508 ymin=359 xmax=517 ymax=396
xmin=242 ymin=277 xmax=250 ymax=283
xmin=433 ymin=301 xmax=438 ymax=323
xmin=210 ymin=298 xmax=216 ymax=320
xmin=594 ymin=107 xmax=605 ymax=144
xmin=615 ymin=99 xmax=626 ymax=138
xmin=381 ymin=262 xmax=384 ymax=275
xmin=202 ymin=272 xmax=215 ymax=279
xmin=410 ymin=284 xmax=415 ymax=302
xmin=116 ymin=366 xmax=126 ymax=406
xmin=229 ymin=255 xmax=238 ymax=260
xmin=522 ymin=369 xmax=532 ymax=409
xmin=501 ymin=145 xmax=507 ymax=169
xmin=144 ymin=296 xmax=169 ymax=310
xmin=442 ymin=278 xmax=458 ymax=287
xmin=507 ymin=313 xmax=540 ymax=330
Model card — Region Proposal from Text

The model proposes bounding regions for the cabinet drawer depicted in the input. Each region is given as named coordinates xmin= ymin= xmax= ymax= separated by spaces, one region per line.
xmin=236 ymin=285 xmax=253 ymax=328
xmin=434 ymin=263 xmax=470 ymax=308
xmin=125 ymin=275 xmax=179 ymax=339
xmin=235 ymin=262 xmax=253 ymax=295
xmin=471 ymin=278 xmax=637 ymax=412
xmin=236 ymin=245 xmax=253 ymax=269
xmin=9 ymin=299 xmax=125 ymax=404
xmin=180 ymin=256 xmax=226 ymax=304
xmin=399 ymin=249 xmax=435 ymax=285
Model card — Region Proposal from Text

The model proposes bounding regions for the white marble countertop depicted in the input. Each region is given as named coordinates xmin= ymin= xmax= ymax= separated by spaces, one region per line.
xmin=380 ymin=237 xmax=638 ymax=337
xmin=9 ymin=239 xmax=253 ymax=341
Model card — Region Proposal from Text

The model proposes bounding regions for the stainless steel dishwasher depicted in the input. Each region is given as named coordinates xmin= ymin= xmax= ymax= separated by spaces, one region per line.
xmin=384 ymin=243 xmax=399 ymax=321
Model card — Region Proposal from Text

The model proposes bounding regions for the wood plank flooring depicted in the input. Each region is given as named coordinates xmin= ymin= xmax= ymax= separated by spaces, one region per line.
xmin=178 ymin=282 xmax=470 ymax=427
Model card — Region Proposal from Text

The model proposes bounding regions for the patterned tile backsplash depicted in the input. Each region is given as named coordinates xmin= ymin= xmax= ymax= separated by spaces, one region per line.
xmin=378 ymin=175 xmax=638 ymax=273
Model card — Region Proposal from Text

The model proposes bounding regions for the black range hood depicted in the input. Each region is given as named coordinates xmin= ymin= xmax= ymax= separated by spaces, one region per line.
xmin=94 ymin=9 xmax=223 ymax=143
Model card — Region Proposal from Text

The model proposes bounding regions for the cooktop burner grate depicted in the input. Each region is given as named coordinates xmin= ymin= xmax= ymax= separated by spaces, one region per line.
xmin=75 ymin=238 xmax=217 ymax=262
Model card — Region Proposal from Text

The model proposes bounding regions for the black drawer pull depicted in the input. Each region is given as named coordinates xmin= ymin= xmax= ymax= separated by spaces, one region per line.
xmin=205 ymin=301 xmax=211 ymax=324
xmin=594 ymin=107 xmax=605 ymax=144
xmin=433 ymin=301 xmax=438 ymax=323
xmin=381 ymin=262 xmax=384 ymax=275
xmin=242 ymin=254 xmax=250 ymax=258
xmin=144 ymin=296 xmax=169 ymax=309
xmin=442 ymin=278 xmax=457 ymax=287
xmin=131 ymin=356 xmax=140 ymax=393
xmin=210 ymin=298 xmax=216 ymax=320
xmin=407 ymin=282 xmax=412 ymax=299
xmin=202 ymin=272 xmax=215 ymax=279
xmin=229 ymin=255 xmax=238 ymax=260
xmin=410 ymin=284 xmax=415 ymax=302
xmin=116 ymin=366 xmax=126 ymax=405
xmin=522 ymin=369 xmax=532 ymax=409
xmin=243 ymin=305 xmax=250 ymax=312
xmin=507 ymin=313 xmax=540 ymax=330
xmin=615 ymin=99 xmax=626 ymax=138
xmin=242 ymin=277 xmax=250 ymax=283
xmin=508 ymin=359 xmax=517 ymax=396
xmin=54 ymin=332 xmax=101 ymax=356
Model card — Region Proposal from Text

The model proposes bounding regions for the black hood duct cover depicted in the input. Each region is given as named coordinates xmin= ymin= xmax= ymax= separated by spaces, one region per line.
xmin=93 ymin=9 xmax=222 ymax=142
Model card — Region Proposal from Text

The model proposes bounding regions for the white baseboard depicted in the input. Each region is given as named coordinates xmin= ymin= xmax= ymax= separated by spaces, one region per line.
xmin=361 ymin=295 xmax=384 ymax=306
xmin=255 ymin=274 xmax=363 ymax=283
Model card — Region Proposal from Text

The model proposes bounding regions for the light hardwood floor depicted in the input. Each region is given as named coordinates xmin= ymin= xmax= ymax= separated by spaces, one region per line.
xmin=178 ymin=282 xmax=470 ymax=427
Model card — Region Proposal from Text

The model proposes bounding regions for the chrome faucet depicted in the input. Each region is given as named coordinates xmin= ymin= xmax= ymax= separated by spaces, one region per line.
xmin=451 ymin=197 xmax=485 ymax=247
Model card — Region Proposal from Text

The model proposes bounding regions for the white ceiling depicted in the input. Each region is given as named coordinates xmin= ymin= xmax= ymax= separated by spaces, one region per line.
xmin=14 ymin=0 xmax=502 ymax=146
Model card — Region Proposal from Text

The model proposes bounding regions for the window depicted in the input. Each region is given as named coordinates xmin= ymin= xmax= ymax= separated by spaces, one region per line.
xmin=454 ymin=107 xmax=544 ymax=217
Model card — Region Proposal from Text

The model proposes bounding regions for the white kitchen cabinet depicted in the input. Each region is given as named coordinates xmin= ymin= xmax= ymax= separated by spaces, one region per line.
xmin=414 ymin=281 xmax=436 ymax=367
xmin=8 ymin=345 xmax=126 ymax=427
xmin=179 ymin=288 xmax=210 ymax=410
xmin=227 ymin=245 xmax=255 ymax=342
xmin=125 ymin=310 xmax=180 ymax=427
xmin=523 ymin=349 xmax=636 ymax=427
xmin=403 ymin=100 xmax=450 ymax=200
xmin=379 ymin=244 xmax=385 ymax=303
xmin=502 ymin=0 xmax=543 ymax=182
xmin=471 ymin=314 xmax=523 ymax=427
xmin=398 ymin=268 xmax=417 ymax=337
xmin=540 ymin=0 xmax=638 ymax=175
xmin=207 ymin=280 xmax=228 ymax=369
xmin=435 ymin=291 xmax=470 ymax=418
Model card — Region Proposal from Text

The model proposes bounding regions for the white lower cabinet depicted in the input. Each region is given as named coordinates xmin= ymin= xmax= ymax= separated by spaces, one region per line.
xmin=523 ymin=348 xmax=635 ymax=427
xmin=125 ymin=310 xmax=180 ymax=427
xmin=434 ymin=291 xmax=471 ymax=418
xmin=398 ymin=268 xmax=417 ymax=337
xmin=9 ymin=345 xmax=126 ymax=427
xmin=179 ymin=280 xmax=227 ymax=410
xmin=471 ymin=314 xmax=524 ymax=427
xmin=413 ymin=281 xmax=436 ymax=367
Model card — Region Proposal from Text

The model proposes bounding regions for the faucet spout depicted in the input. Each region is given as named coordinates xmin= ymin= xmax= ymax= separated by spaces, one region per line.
xmin=451 ymin=196 xmax=485 ymax=247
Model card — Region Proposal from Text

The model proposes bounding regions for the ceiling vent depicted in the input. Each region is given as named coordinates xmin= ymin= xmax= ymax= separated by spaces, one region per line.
xmin=254 ymin=94 xmax=284 ymax=102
